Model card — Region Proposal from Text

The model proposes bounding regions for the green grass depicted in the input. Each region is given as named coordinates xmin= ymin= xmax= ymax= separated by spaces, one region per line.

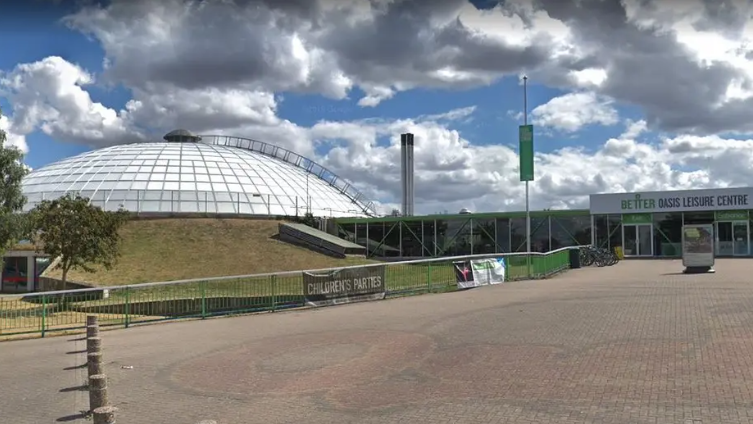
xmin=2 ymin=261 xmax=529 ymax=336
xmin=3 ymin=234 xmax=570 ymax=338
xmin=1 ymin=262 xmax=460 ymax=336
xmin=43 ymin=218 xmax=377 ymax=286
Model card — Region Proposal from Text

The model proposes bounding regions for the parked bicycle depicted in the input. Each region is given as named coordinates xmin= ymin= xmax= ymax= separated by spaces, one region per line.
xmin=579 ymin=245 xmax=619 ymax=267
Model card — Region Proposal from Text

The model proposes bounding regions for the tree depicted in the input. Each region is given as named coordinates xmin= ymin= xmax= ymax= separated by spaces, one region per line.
xmin=31 ymin=194 xmax=128 ymax=290
xmin=0 ymin=109 xmax=31 ymax=256
xmin=0 ymin=213 xmax=35 ymax=250
xmin=299 ymin=211 xmax=318 ymax=229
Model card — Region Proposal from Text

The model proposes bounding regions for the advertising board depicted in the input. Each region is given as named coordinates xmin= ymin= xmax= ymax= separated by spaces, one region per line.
xmin=302 ymin=266 xmax=386 ymax=307
xmin=681 ymin=224 xmax=715 ymax=268
xmin=453 ymin=258 xmax=507 ymax=289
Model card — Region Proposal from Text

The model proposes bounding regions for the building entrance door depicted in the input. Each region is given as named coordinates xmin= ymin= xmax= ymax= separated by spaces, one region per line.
xmin=733 ymin=221 xmax=749 ymax=256
xmin=716 ymin=221 xmax=749 ymax=256
xmin=716 ymin=222 xmax=732 ymax=256
xmin=623 ymin=224 xmax=653 ymax=256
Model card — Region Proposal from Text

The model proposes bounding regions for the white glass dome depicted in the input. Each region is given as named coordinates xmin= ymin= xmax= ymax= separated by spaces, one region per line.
xmin=22 ymin=134 xmax=377 ymax=218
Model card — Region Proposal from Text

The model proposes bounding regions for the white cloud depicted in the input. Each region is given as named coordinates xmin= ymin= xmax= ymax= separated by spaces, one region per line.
xmin=458 ymin=1 xmax=575 ymax=53
xmin=357 ymin=85 xmax=396 ymax=107
xmin=417 ymin=106 xmax=477 ymax=123
xmin=0 ymin=56 xmax=139 ymax=147
xmin=568 ymin=68 xmax=608 ymax=89
xmin=0 ymin=56 xmax=314 ymax=155
xmin=3 ymin=53 xmax=752 ymax=216
xmin=46 ymin=0 xmax=753 ymax=134
xmin=531 ymin=92 xmax=619 ymax=132
xmin=59 ymin=0 xmax=591 ymax=108
xmin=0 ymin=114 xmax=28 ymax=153
xmin=622 ymin=119 xmax=648 ymax=140
xmin=5 ymin=1 xmax=753 ymax=216
xmin=622 ymin=0 xmax=753 ymax=113
xmin=310 ymin=115 xmax=753 ymax=214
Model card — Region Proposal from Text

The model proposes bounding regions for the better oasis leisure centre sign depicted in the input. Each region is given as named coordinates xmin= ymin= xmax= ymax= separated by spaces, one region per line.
xmin=589 ymin=188 xmax=753 ymax=215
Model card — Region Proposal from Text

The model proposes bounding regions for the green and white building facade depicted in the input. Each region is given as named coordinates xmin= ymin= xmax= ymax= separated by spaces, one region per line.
xmin=331 ymin=187 xmax=753 ymax=259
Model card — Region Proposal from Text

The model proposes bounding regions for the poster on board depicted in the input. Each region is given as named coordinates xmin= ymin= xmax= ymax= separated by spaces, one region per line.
xmin=682 ymin=224 xmax=715 ymax=268
xmin=302 ymin=266 xmax=386 ymax=307
xmin=453 ymin=258 xmax=507 ymax=289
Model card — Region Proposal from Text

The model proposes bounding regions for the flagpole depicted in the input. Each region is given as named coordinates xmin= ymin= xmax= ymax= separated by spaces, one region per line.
xmin=524 ymin=77 xmax=530 ymax=255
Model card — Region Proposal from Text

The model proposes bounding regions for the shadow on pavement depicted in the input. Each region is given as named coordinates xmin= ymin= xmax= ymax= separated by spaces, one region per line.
xmin=55 ymin=411 xmax=88 ymax=422
xmin=59 ymin=385 xmax=87 ymax=393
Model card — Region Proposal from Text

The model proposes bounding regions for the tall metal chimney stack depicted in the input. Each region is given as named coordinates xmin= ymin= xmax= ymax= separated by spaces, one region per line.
xmin=400 ymin=133 xmax=415 ymax=216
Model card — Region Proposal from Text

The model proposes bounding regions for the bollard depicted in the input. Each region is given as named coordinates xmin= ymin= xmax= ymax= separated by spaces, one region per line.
xmin=87 ymin=352 xmax=103 ymax=377
xmin=86 ymin=324 xmax=100 ymax=338
xmin=92 ymin=405 xmax=117 ymax=424
xmin=86 ymin=315 xmax=99 ymax=327
xmin=88 ymin=374 xmax=109 ymax=411
xmin=87 ymin=336 xmax=102 ymax=354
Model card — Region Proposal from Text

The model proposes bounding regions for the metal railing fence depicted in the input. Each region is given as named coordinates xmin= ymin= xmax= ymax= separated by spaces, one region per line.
xmin=23 ymin=190 xmax=369 ymax=218
xmin=0 ymin=246 xmax=581 ymax=338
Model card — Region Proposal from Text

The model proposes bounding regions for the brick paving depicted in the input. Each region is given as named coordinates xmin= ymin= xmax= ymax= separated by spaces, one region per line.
xmin=4 ymin=259 xmax=753 ymax=423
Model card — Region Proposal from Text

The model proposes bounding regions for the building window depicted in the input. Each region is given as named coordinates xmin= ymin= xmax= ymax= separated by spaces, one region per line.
xmin=337 ymin=223 xmax=356 ymax=243
xmin=653 ymin=213 xmax=682 ymax=257
xmin=683 ymin=212 xmax=714 ymax=224
xmin=437 ymin=218 xmax=471 ymax=256
xmin=530 ymin=217 xmax=549 ymax=253
xmin=495 ymin=218 xmax=510 ymax=253
xmin=551 ymin=215 xmax=592 ymax=249
xmin=400 ymin=221 xmax=429 ymax=257
xmin=471 ymin=218 xmax=497 ymax=254
xmin=595 ymin=214 xmax=622 ymax=250
xmin=510 ymin=218 xmax=526 ymax=252
xmin=2 ymin=257 xmax=28 ymax=293
xmin=382 ymin=223 xmax=401 ymax=257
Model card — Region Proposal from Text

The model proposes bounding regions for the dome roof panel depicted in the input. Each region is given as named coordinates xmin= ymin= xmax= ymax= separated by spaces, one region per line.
xmin=22 ymin=140 xmax=376 ymax=218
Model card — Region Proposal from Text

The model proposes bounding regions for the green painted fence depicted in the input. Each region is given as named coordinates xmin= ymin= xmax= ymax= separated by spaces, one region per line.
xmin=0 ymin=247 xmax=577 ymax=338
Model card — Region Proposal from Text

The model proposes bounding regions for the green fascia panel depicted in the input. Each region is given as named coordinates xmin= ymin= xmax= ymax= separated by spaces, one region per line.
xmin=332 ymin=209 xmax=591 ymax=224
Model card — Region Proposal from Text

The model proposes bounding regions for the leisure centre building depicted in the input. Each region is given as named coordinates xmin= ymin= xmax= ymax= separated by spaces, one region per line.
xmin=3 ymin=130 xmax=379 ymax=293
xmin=330 ymin=187 xmax=753 ymax=259
xmin=14 ymin=129 xmax=753 ymax=264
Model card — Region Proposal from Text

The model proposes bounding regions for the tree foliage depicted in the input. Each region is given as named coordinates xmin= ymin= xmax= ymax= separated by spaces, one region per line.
xmin=31 ymin=194 xmax=129 ymax=288
xmin=0 ymin=109 xmax=30 ymax=255
xmin=291 ymin=211 xmax=318 ymax=229
xmin=300 ymin=212 xmax=318 ymax=228
xmin=0 ymin=213 xmax=34 ymax=250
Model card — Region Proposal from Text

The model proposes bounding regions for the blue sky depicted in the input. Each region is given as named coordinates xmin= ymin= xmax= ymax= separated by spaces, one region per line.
xmin=2 ymin=0 xmax=751 ymax=214
xmin=0 ymin=3 xmax=639 ymax=170
xmin=0 ymin=2 xmax=105 ymax=168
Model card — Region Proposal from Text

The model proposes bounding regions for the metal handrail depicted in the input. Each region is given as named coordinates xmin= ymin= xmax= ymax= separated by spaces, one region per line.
xmin=200 ymin=135 xmax=379 ymax=217
xmin=1 ymin=245 xmax=584 ymax=298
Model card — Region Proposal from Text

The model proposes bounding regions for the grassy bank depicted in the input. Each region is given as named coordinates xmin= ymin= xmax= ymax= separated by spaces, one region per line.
xmin=44 ymin=218 xmax=376 ymax=286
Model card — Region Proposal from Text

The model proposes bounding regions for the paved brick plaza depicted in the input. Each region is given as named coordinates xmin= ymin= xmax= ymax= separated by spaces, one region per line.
xmin=4 ymin=259 xmax=753 ymax=423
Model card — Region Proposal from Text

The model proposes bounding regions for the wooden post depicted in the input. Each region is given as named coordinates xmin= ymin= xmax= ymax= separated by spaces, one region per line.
xmin=87 ymin=336 xmax=102 ymax=353
xmin=88 ymin=374 xmax=109 ymax=411
xmin=92 ymin=405 xmax=117 ymax=424
xmin=86 ymin=324 xmax=100 ymax=338
xmin=87 ymin=352 xmax=103 ymax=377
xmin=86 ymin=315 xmax=99 ymax=327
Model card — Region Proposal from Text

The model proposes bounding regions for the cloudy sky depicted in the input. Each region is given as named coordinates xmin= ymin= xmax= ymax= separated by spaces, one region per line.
xmin=1 ymin=0 xmax=752 ymax=215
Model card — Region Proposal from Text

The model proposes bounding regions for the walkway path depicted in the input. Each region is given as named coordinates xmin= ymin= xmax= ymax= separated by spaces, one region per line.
xmin=3 ymin=259 xmax=753 ymax=423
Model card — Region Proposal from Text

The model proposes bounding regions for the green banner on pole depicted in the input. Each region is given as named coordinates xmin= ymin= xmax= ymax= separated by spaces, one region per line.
xmin=519 ymin=124 xmax=534 ymax=181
